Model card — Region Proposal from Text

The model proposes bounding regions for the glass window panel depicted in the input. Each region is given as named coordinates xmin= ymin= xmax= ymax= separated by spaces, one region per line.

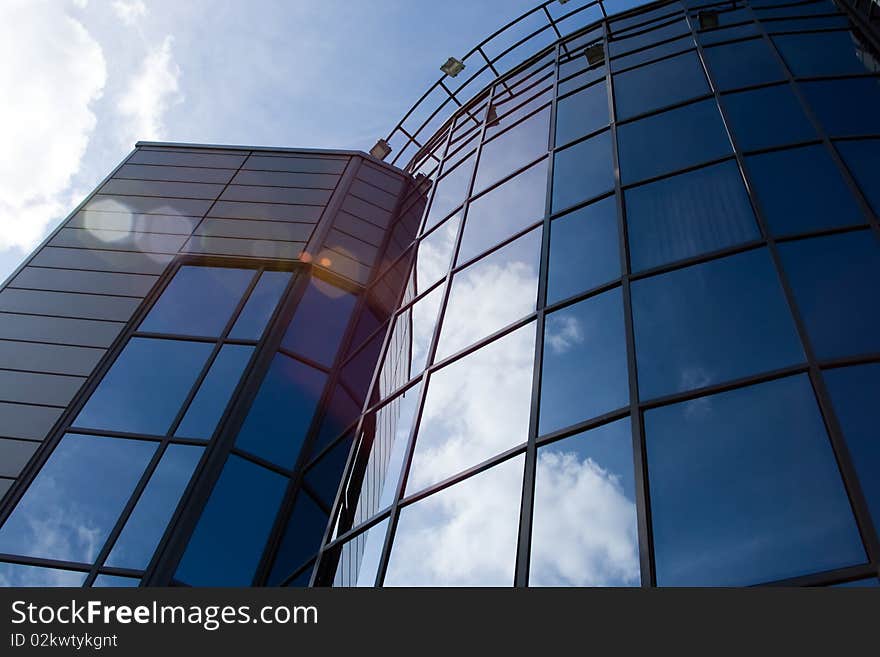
xmin=408 ymin=324 xmax=535 ymax=494
xmin=486 ymin=85 xmax=553 ymax=142
xmin=558 ymin=63 xmax=606 ymax=96
xmin=633 ymin=248 xmax=804 ymax=399
xmin=176 ymin=455 xmax=287 ymax=586
xmin=437 ymin=228 xmax=541 ymax=361
xmin=75 ymin=337 xmax=213 ymax=436
xmin=530 ymin=418 xmax=640 ymax=587
xmin=228 ymin=270 xmax=292 ymax=340
xmin=405 ymin=283 xmax=443 ymax=380
xmin=0 ymin=563 xmax=87 ymax=587
xmin=175 ymin=345 xmax=254 ymax=439
xmin=0 ymin=433 xmax=156 ymax=563
xmin=698 ymin=23 xmax=760 ymax=46
xmin=547 ymin=195 xmax=621 ymax=303
xmin=473 ymin=108 xmax=550 ymax=195
xmin=609 ymin=19 xmax=690 ymax=57
xmin=779 ymin=230 xmax=880 ymax=359
xmin=703 ymin=38 xmax=785 ymax=91
xmin=824 ymin=363 xmax=880 ymax=531
xmin=331 ymin=519 xmax=388 ymax=587
xmin=746 ymin=144 xmax=865 ymax=236
xmin=414 ymin=214 xmax=460 ymax=293
xmin=313 ymin=386 xmax=360 ymax=453
xmin=774 ymin=30 xmax=879 ymax=77
xmin=837 ymin=139 xmax=880 ymax=215
xmin=458 ymin=158 xmax=548 ymax=264
xmin=765 ymin=15 xmax=853 ymax=32
xmin=614 ymin=50 xmax=709 ymax=120
xmin=305 ymin=434 xmax=353 ymax=507
xmin=626 ymin=160 xmax=759 ymax=272
xmin=833 ymin=578 xmax=880 ymax=587
xmin=139 ymin=266 xmax=254 ymax=337
xmin=423 ymin=152 xmax=476 ymax=232
xmin=611 ymin=35 xmax=695 ymax=72
xmin=93 ymin=574 xmax=139 ymax=587
xmin=235 ymin=353 xmax=327 ymax=467
xmin=341 ymin=329 xmax=383 ymax=401
xmin=646 ymin=375 xmax=865 ymax=586
xmin=555 ymin=82 xmax=609 ymax=148
xmin=801 ymin=78 xmax=880 ymax=137
xmin=268 ymin=492 xmax=328 ymax=585
xmin=540 ymin=288 xmax=629 ymax=435
xmin=722 ymin=85 xmax=815 ymax=152
xmin=106 ymin=444 xmax=203 ymax=570
xmin=552 ymin=130 xmax=614 ymax=212
xmin=617 ymin=99 xmax=732 ymax=184
xmin=753 ymin=0 xmax=841 ymax=18
xmin=384 ymin=455 xmax=524 ymax=586
xmin=281 ymin=277 xmax=357 ymax=367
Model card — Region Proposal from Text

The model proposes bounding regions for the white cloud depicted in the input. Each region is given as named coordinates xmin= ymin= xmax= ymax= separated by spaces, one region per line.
xmin=0 ymin=1 xmax=106 ymax=250
xmin=111 ymin=0 xmax=147 ymax=26
xmin=116 ymin=35 xmax=182 ymax=145
xmin=545 ymin=313 xmax=585 ymax=354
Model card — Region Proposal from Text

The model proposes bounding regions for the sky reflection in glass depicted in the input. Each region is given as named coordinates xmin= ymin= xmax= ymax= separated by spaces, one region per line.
xmin=281 ymin=277 xmax=357 ymax=367
xmin=229 ymin=270 xmax=291 ymax=340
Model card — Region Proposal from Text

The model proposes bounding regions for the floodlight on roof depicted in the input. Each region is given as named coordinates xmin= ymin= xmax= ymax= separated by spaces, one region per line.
xmin=586 ymin=42 xmax=604 ymax=66
xmin=440 ymin=56 xmax=465 ymax=77
xmin=486 ymin=104 xmax=500 ymax=128
xmin=370 ymin=138 xmax=392 ymax=160
xmin=698 ymin=10 xmax=720 ymax=30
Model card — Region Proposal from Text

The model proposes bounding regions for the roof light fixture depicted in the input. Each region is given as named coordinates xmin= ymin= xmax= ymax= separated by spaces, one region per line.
xmin=698 ymin=10 xmax=720 ymax=30
xmin=370 ymin=138 xmax=391 ymax=160
xmin=440 ymin=56 xmax=465 ymax=77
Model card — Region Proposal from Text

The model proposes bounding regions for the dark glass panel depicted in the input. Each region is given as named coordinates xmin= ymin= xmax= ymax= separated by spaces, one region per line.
xmin=611 ymin=35 xmax=695 ymax=72
xmin=282 ymin=278 xmax=357 ymax=367
xmin=423 ymin=153 xmax=476 ymax=232
xmin=833 ymin=578 xmax=880 ymax=587
xmin=384 ymin=455 xmax=524 ymax=586
xmin=408 ymin=324 xmax=535 ymax=493
xmin=633 ymin=248 xmax=804 ymax=399
xmin=555 ymin=82 xmax=609 ymax=148
xmin=268 ymin=492 xmax=328 ymax=585
xmin=698 ymin=23 xmax=760 ymax=46
xmin=458 ymin=159 xmax=548 ymax=264
xmin=774 ymin=30 xmax=878 ymax=77
xmin=313 ymin=386 xmax=361 ymax=454
xmin=530 ymin=418 xmax=640 ymax=587
xmin=0 ymin=563 xmax=86 ymax=587
xmin=305 ymin=434 xmax=354 ymax=507
xmin=0 ymin=434 xmax=156 ymax=563
xmin=626 ymin=160 xmax=759 ymax=272
xmin=614 ymin=50 xmax=709 ymax=120
xmin=414 ymin=214 xmax=459 ymax=293
xmin=341 ymin=330 xmax=383 ymax=401
xmin=176 ymin=455 xmax=287 ymax=586
xmin=552 ymin=130 xmax=614 ymax=212
xmin=540 ymin=288 xmax=629 ymax=435
xmin=722 ymin=84 xmax=815 ymax=152
xmin=229 ymin=270 xmax=292 ymax=340
xmin=75 ymin=338 xmax=212 ymax=436
xmin=473 ymin=108 xmax=550 ymax=195
xmin=235 ymin=353 xmax=327 ymax=467
xmin=547 ymin=195 xmax=620 ymax=303
xmin=801 ymin=78 xmax=880 ymax=137
xmin=746 ymin=144 xmax=864 ymax=236
xmin=703 ymin=38 xmax=785 ymax=91
xmin=106 ymin=444 xmax=203 ymax=569
xmin=753 ymin=0 xmax=841 ymax=18
xmin=175 ymin=345 xmax=254 ymax=439
xmin=765 ymin=15 xmax=853 ymax=32
xmin=331 ymin=519 xmax=388 ymax=587
xmin=836 ymin=139 xmax=880 ymax=215
xmin=617 ymin=99 xmax=731 ymax=184
xmin=779 ymin=230 xmax=880 ymax=359
xmin=139 ymin=266 xmax=254 ymax=337
xmin=646 ymin=375 xmax=865 ymax=586
xmin=385 ymin=284 xmax=443 ymax=391
xmin=93 ymin=575 xmax=139 ymax=587
xmin=609 ymin=19 xmax=690 ymax=57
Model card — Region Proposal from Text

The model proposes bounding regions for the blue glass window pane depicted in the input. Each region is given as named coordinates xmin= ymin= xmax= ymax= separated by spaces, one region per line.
xmin=614 ymin=50 xmax=709 ymax=120
xmin=313 ymin=386 xmax=360 ymax=454
xmin=774 ymin=31 xmax=878 ymax=77
xmin=332 ymin=518 xmax=389 ymax=587
xmin=552 ymin=130 xmax=614 ymax=212
xmin=530 ymin=418 xmax=640 ymax=587
xmin=555 ymin=82 xmax=609 ymax=148
xmin=633 ymin=248 xmax=804 ymax=399
xmin=228 ymin=270 xmax=292 ymax=340
xmin=617 ymin=99 xmax=731 ymax=184
xmin=723 ymin=85 xmax=815 ymax=152
xmin=703 ymin=38 xmax=785 ymax=91
xmin=0 ymin=434 xmax=156 ymax=563
xmin=423 ymin=152 xmax=476 ymax=232
xmin=175 ymin=345 xmax=254 ymax=439
xmin=646 ymin=375 xmax=865 ymax=586
xmin=837 ymin=139 xmax=880 ymax=216
xmin=473 ymin=108 xmax=550 ymax=195
xmin=281 ymin=278 xmax=357 ymax=367
xmin=801 ymin=78 xmax=880 ymax=137
xmin=626 ymin=160 xmax=759 ymax=272
xmin=139 ymin=266 xmax=254 ymax=337
xmin=547 ymin=196 xmax=620 ymax=303
xmin=268 ymin=492 xmax=328 ymax=585
xmin=235 ymin=353 xmax=327 ymax=467
xmin=824 ymin=363 xmax=880 ymax=531
xmin=305 ymin=434 xmax=354 ymax=507
xmin=611 ymin=35 xmax=694 ymax=72
xmin=540 ymin=288 xmax=629 ymax=435
xmin=0 ymin=563 xmax=86 ymax=587
xmin=92 ymin=575 xmax=139 ymax=587
xmin=833 ymin=578 xmax=880 ymax=587
xmin=779 ymin=230 xmax=880 ymax=359
xmin=75 ymin=338 xmax=212 ymax=435
xmin=609 ymin=19 xmax=690 ymax=57
xmin=747 ymin=144 xmax=865 ymax=236
xmin=176 ymin=455 xmax=286 ymax=586
xmin=698 ymin=23 xmax=760 ymax=46
xmin=106 ymin=444 xmax=203 ymax=570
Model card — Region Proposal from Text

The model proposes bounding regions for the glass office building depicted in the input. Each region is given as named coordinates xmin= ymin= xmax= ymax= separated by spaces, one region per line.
xmin=1 ymin=0 xmax=879 ymax=587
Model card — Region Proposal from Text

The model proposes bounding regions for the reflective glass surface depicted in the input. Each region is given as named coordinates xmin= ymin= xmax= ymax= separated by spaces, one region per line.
xmin=646 ymin=375 xmax=865 ymax=586
xmin=139 ymin=266 xmax=254 ymax=337
xmin=626 ymin=160 xmax=759 ymax=272
xmin=774 ymin=30 xmax=878 ymax=77
xmin=779 ymin=230 xmax=880 ymax=360
xmin=75 ymin=338 xmax=212 ymax=436
xmin=229 ymin=270 xmax=292 ymax=340
xmin=555 ymin=82 xmax=609 ymax=147
xmin=332 ymin=519 xmax=388 ymax=587
xmin=801 ymin=78 xmax=880 ymax=137
xmin=106 ymin=444 xmax=203 ymax=569
xmin=281 ymin=278 xmax=357 ymax=367
xmin=305 ymin=435 xmax=353 ymax=507
xmin=703 ymin=38 xmax=784 ymax=91
xmin=614 ymin=50 xmax=709 ymax=120
xmin=176 ymin=455 xmax=287 ymax=586
xmin=268 ymin=492 xmax=328 ymax=584
xmin=722 ymin=84 xmax=815 ymax=152
xmin=414 ymin=215 xmax=460 ymax=292
xmin=836 ymin=139 xmax=880 ymax=215
xmin=437 ymin=228 xmax=541 ymax=361
xmin=0 ymin=434 xmax=155 ymax=563
xmin=424 ymin=153 xmax=476 ymax=232
xmin=473 ymin=108 xmax=550 ymax=195
xmin=540 ymin=289 xmax=629 ymax=435
xmin=746 ymin=144 xmax=865 ymax=236
xmin=409 ymin=324 xmax=536 ymax=493
xmin=530 ymin=418 xmax=640 ymax=586
xmin=632 ymin=248 xmax=804 ymax=399
xmin=0 ymin=563 xmax=87 ymax=587
xmin=92 ymin=575 xmax=139 ymax=587
xmin=552 ymin=130 xmax=614 ymax=211
xmin=385 ymin=455 xmax=524 ymax=586
xmin=400 ymin=284 xmax=443 ymax=382
xmin=547 ymin=196 xmax=620 ymax=303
